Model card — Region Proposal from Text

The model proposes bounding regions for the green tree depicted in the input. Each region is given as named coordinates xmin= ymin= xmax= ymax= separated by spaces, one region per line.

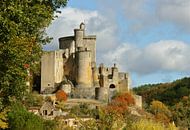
xmin=0 ymin=0 xmax=68 ymax=103
xmin=8 ymin=102 xmax=44 ymax=130
xmin=8 ymin=102 xmax=57 ymax=130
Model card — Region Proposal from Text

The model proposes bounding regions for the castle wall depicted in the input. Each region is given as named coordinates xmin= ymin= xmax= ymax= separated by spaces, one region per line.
xmin=63 ymin=55 xmax=75 ymax=81
xmin=41 ymin=50 xmax=64 ymax=93
xmin=95 ymin=87 xmax=108 ymax=102
xmin=54 ymin=51 xmax=64 ymax=83
xmin=76 ymin=49 xmax=92 ymax=87
xmin=41 ymin=52 xmax=55 ymax=92
xmin=59 ymin=36 xmax=75 ymax=55
xmin=118 ymin=79 xmax=129 ymax=92
xmin=83 ymin=37 xmax=96 ymax=65
xmin=118 ymin=72 xmax=130 ymax=92
xmin=92 ymin=67 xmax=99 ymax=87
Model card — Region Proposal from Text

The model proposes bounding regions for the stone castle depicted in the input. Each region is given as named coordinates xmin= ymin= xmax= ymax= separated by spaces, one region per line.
xmin=41 ymin=23 xmax=130 ymax=102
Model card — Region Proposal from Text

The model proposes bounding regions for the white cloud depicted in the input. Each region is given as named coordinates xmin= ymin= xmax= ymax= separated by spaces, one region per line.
xmin=44 ymin=7 xmax=118 ymax=52
xmin=156 ymin=0 xmax=190 ymax=30
xmin=103 ymin=40 xmax=190 ymax=75
xmin=97 ymin=0 xmax=190 ymax=32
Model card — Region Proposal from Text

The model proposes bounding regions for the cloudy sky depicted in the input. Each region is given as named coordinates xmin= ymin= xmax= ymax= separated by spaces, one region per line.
xmin=44 ymin=0 xmax=190 ymax=87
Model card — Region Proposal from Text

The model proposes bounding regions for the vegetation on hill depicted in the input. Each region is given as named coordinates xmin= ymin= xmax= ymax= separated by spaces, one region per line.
xmin=133 ymin=77 xmax=190 ymax=106
xmin=133 ymin=77 xmax=190 ymax=128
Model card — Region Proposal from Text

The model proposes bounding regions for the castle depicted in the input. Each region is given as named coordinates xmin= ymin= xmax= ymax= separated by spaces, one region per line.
xmin=41 ymin=23 xmax=130 ymax=102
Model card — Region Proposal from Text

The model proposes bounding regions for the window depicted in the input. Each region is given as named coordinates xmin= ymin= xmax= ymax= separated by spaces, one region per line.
xmin=64 ymin=121 xmax=68 ymax=125
xmin=73 ymin=121 xmax=78 ymax=125
xmin=43 ymin=110 xmax=48 ymax=115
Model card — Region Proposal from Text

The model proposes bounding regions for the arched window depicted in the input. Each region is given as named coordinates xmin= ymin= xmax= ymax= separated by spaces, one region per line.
xmin=109 ymin=84 xmax=116 ymax=88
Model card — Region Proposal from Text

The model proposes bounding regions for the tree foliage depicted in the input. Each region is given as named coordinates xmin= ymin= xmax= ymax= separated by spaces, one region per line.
xmin=0 ymin=0 xmax=68 ymax=103
xmin=150 ymin=100 xmax=172 ymax=123
xmin=23 ymin=92 xmax=43 ymax=107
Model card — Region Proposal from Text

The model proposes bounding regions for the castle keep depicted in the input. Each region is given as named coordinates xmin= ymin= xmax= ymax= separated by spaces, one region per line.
xmin=41 ymin=23 xmax=130 ymax=102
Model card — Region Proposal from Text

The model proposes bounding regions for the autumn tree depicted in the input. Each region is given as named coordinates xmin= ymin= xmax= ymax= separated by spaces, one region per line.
xmin=107 ymin=92 xmax=135 ymax=114
xmin=56 ymin=90 xmax=67 ymax=101
xmin=0 ymin=0 xmax=68 ymax=103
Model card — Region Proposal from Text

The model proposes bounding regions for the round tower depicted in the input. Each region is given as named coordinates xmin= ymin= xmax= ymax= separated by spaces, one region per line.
xmin=76 ymin=47 xmax=92 ymax=87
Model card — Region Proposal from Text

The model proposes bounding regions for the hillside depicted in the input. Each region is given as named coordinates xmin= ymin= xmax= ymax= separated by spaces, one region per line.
xmin=133 ymin=77 xmax=190 ymax=106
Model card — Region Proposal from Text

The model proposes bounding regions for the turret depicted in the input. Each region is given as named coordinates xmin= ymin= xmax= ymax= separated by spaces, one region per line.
xmin=74 ymin=23 xmax=85 ymax=48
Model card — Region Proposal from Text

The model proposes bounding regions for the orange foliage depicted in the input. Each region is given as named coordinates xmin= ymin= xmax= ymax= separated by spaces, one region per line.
xmin=56 ymin=90 xmax=67 ymax=101
xmin=106 ymin=92 xmax=135 ymax=114
xmin=24 ymin=63 xmax=30 ymax=69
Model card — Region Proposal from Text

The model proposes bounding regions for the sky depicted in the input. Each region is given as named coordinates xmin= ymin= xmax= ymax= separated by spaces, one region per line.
xmin=44 ymin=0 xmax=190 ymax=87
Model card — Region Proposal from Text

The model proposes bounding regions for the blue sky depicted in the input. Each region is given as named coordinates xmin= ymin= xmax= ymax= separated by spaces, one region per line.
xmin=45 ymin=0 xmax=190 ymax=87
